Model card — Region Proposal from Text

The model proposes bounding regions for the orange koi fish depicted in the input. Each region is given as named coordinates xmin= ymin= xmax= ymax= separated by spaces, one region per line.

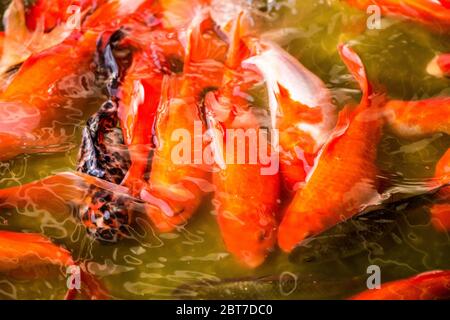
xmin=205 ymin=15 xmax=280 ymax=268
xmin=212 ymin=157 xmax=280 ymax=268
xmin=0 ymin=30 xmax=100 ymax=161
xmin=278 ymin=44 xmax=384 ymax=253
xmin=350 ymin=270 xmax=450 ymax=300
xmin=141 ymin=4 xmax=226 ymax=232
xmin=346 ymin=0 xmax=450 ymax=28
xmin=112 ymin=28 xmax=185 ymax=193
xmin=0 ymin=231 xmax=108 ymax=299
xmin=243 ymin=41 xmax=337 ymax=191
xmin=383 ymin=97 xmax=450 ymax=139
xmin=430 ymin=149 xmax=450 ymax=232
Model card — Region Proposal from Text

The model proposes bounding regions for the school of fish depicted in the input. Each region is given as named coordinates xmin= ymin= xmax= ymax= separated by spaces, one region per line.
xmin=0 ymin=0 xmax=449 ymax=300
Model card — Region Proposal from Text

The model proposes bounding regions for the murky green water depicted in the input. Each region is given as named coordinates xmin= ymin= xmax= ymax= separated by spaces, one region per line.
xmin=0 ymin=0 xmax=449 ymax=300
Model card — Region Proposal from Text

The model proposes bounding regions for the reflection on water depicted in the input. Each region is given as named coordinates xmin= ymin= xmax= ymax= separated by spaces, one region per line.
xmin=0 ymin=0 xmax=449 ymax=299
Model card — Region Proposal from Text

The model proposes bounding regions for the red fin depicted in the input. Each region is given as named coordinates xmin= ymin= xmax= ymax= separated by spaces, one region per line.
xmin=338 ymin=43 xmax=372 ymax=106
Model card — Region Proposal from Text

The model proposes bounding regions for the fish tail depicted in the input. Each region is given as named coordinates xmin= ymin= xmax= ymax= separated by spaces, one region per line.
xmin=338 ymin=43 xmax=372 ymax=107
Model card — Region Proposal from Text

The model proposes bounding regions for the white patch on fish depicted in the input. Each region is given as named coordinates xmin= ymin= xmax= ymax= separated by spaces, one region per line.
xmin=243 ymin=40 xmax=337 ymax=150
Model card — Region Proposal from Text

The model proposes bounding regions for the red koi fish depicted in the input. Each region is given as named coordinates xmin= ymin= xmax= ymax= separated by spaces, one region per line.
xmin=350 ymin=270 xmax=450 ymax=300
xmin=243 ymin=41 xmax=337 ymax=191
xmin=430 ymin=149 xmax=450 ymax=232
xmin=0 ymin=231 xmax=108 ymax=300
xmin=383 ymin=97 xmax=450 ymax=139
xmin=141 ymin=4 xmax=226 ymax=232
xmin=0 ymin=30 xmax=100 ymax=161
xmin=205 ymin=15 xmax=280 ymax=268
xmin=278 ymin=44 xmax=384 ymax=253
xmin=346 ymin=0 xmax=450 ymax=28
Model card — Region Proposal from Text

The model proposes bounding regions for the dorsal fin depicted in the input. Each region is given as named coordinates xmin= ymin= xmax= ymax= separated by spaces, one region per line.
xmin=225 ymin=11 xmax=252 ymax=70
xmin=338 ymin=43 xmax=372 ymax=107
xmin=183 ymin=8 xmax=214 ymax=67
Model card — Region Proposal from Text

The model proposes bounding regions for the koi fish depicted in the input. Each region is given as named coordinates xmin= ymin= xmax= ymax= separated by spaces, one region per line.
xmin=278 ymin=44 xmax=385 ymax=253
xmin=76 ymin=98 xmax=136 ymax=242
xmin=212 ymin=159 xmax=280 ymax=268
xmin=0 ymin=30 xmax=100 ymax=161
xmin=350 ymin=270 xmax=450 ymax=300
xmin=430 ymin=148 xmax=450 ymax=232
xmin=243 ymin=40 xmax=337 ymax=191
xmin=345 ymin=0 xmax=450 ymax=28
xmin=204 ymin=15 xmax=280 ymax=268
xmin=141 ymin=76 xmax=212 ymax=232
xmin=383 ymin=97 xmax=450 ymax=139
xmin=141 ymin=5 xmax=226 ymax=232
xmin=0 ymin=231 xmax=108 ymax=300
